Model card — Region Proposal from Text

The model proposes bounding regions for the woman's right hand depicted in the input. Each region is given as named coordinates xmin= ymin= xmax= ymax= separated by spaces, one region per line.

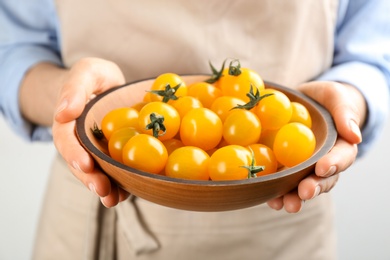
xmin=52 ymin=57 xmax=130 ymax=207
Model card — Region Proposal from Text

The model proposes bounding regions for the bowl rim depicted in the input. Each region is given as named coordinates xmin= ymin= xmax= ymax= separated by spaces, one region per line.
xmin=75 ymin=75 xmax=337 ymax=186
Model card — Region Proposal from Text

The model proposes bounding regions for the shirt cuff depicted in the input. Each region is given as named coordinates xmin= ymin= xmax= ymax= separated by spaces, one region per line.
xmin=317 ymin=61 xmax=390 ymax=156
xmin=0 ymin=45 xmax=62 ymax=142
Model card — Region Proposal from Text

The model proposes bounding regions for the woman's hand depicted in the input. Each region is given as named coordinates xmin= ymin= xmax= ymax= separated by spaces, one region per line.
xmin=52 ymin=57 xmax=130 ymax=208
xmin=267 ymin=81 xmax=367 ymax=213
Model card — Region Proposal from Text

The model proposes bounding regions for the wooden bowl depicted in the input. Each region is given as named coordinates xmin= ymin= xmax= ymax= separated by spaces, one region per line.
xmin=75 ymin=75 xmax=337 ymax=212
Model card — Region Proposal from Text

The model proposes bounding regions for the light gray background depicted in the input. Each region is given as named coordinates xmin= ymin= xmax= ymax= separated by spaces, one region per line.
xmin=0 ymin=116 xmax=389 ymax=260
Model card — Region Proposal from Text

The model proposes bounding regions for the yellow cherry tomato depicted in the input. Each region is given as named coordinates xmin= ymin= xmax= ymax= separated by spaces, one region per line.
xmin=122 ymin=134 xmax=168 ymax=174
xmin=246 ymin=144 xmax=278 ymax=176
xmin=210 ymin=96 xmax=246 ymax=122
xmin=254 ymin=89 xmax=292 ymax=130
xmin=223 ymin=109 xmax=261 ymax=146
xmin=208 ymin=145 xmax=252 ymax=181
xmin=142 ymin=91 xmax=152 ymax=103
xmin=131 ymin=101 xmax=149 ymax=112
xmin=150 ymin=73 xmax=187 ymax=102
xmin=180 ymin=108 xmax=223 ymax=151
xmin=165 ymin=146 xmax=210 ymax=180
xmin=259 ymin=128 xmax=279 ymax=149
xmin=289 ymin=101 xmax=312 ymax=128
xmin=162 ymin=138 xmax=184 ymax=155
xmin=101 ymin=107 xmax=139 ymax=140
xmin=218 ymin=63 xmax=265 ymax=103
xmin=187 ymin=81 xmax=222 ymax=108
xmin=108 ymin=127 xmax=139 ymax=163
xmin=138 ymin=101 xmax=180 ymax=141
xmin=273 ymin=122 xmax=316 ymax=167
xmin=170 ymin=95 xmax=203 ymax=118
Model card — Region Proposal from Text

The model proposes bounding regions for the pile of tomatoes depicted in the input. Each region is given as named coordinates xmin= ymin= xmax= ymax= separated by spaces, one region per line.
xmin=94 ymin=60 xmax=316 ymax=181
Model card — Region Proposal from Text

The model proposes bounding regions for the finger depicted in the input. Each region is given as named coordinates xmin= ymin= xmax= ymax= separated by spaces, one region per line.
xmin=101 ymin=181 xmax=120 ymax=208
xmin=52 ymin=120 xmax=95 ymax=173
xmin=267 ymin=197 xmax=284 ymax=210
xmin=283 ymin=192 xmax=303 ymax=213
xmin=67 ymin=161 xmax=112 ymax=198
xmin=298 ymin=138 xmax=356 ymax=200
xmin=55 ymin=58 xmax=125 ymax=123
xmin=315 ymin=138 xmax=358 ymax=177
xmin=297 ymin=81 xmax=363 ymax=144
xmin=118 ymin=189 xmax=131 ymax=202
xmin=298 ymin=173 xmax=340 ymax=201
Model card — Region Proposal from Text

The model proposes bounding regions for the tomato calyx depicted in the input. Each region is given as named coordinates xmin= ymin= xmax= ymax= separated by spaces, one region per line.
xmin=205 ymin=59 xmax=227 ymax=84
xmin=149 ymin=83 xmax=182 ymax=103
xmin=241 ymin=152 xmax=265 ymax=179
xmin=228 ymin=59 xmax=242 ymax=76
xmin=232 ymin=84 xmax=273 ymax=110
xmin=145 ymin=113 xmax=166 ymax=138
xmin=91 ymin=122 xmax=105 ymax=140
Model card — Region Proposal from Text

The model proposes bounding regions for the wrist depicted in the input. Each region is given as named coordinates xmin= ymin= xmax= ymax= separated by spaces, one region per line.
xmin=19 ymin=62 xmax=67 ymax=126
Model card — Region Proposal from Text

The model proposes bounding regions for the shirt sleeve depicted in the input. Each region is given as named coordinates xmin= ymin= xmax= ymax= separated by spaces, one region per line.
xmin=0 ymin=0 xmax=62 ymax=142
xmin=317 ymin=0 xmax=390 ymax=156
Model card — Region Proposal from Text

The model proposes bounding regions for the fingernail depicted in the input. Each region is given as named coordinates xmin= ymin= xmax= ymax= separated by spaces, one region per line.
xmin=100 ymin=197 xmax=109 ymax=208
xmin=56 ymin=99 xmax=68 ymax=115
xmin=311 ymin=186 xmax=321 ymax=199
xmin=72 ymin=161 xmax=83 ymax=172
xmin=88 ymin=183 xmax=99 ymax=196
xmin=323 ymin=165 xmax=337 ymax=177
xmin=349 ymin=120 xmax=362 ymax=143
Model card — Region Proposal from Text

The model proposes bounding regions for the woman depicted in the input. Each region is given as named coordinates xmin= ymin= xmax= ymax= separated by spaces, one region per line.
xmin=1 ymin=0 xmax=389 ymax=259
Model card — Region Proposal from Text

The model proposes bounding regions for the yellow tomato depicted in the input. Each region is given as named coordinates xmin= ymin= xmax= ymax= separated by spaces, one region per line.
xmin=165 ymin=146 xmax=210 ymax=180
xmin=254 ymin=89 xmax=292 ymax=130
xmin=108 ymin=127 xmax=139 ymax=163
xmin=162 ymin=138 xmax=184 ymax=155
xmin=289 ymin=101 xmax=312 ymax=128
xmin=187 ymin=81 xmax=222 ymax=108
xmin=273 ymin=122 xmax=316 ymax=167
xmin=246 ymin=144 xmax=278 ymax=176
xmin=122 ymin=134 xmax=168 ymax=174
xmin=101 ymin=107 xmax=139 ymax=140
xmin=180 ymin=108 xmax=223 ymax=151
xmin=208 ymin=145 xmax=253 ymax=181
xmin=210 ymin=96 xmax=246 ymax=122
xmin=223 ymin=109 xmax=262 ymax=146
xmin=218 ymin=63 xmax=265 ymax=103
xmin=138 ymin=101 xmax=180 ymax=141
xmin=150 ymin=73 xmax=187 ymax=102
xmin=170 ymin=96 xmax=203 ymax=118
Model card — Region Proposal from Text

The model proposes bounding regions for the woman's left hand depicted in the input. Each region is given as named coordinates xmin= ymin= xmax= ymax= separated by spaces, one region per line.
xmin=267 ymin=81 xmax=367 ymax=213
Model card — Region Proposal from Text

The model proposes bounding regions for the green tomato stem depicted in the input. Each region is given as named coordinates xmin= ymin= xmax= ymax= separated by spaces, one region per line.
xmin=91 ymin=122 xmax=105 ymax=140
xmin=204 ymin=59 xmax=227 ymax=84
xmin=149 ymin=83 xmax=181 ymax=103
xmin=241 ymin=150 xmax=265 ymax=178
xmin=231 ymin=84 xmax=274 ymax=110
xmin=145 ymin=113 xmax=166 ymax=138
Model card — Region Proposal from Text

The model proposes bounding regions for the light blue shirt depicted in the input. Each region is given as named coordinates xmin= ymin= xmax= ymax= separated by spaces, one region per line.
xmin=1 ymin=0 xmax=390 ymax=155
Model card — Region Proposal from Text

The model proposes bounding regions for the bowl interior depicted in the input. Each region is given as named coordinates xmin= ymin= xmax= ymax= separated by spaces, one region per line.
xmin=76 ymin=75 xmax=336 ymax=211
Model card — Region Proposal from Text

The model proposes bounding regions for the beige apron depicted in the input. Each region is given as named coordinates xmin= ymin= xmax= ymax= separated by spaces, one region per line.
xmin=34 ymin=1 xmax=339 ymax=259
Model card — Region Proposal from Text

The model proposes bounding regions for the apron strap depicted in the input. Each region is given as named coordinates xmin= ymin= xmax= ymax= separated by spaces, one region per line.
xmin=85 ymin=195 xmax=160 ymax=259
xmin=116 ymin=196 xmax=160 ymax=255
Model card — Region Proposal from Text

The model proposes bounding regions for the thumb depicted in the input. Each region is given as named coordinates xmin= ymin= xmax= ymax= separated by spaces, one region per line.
xmin=297 ymin=81 xmax=365 ymax=144
xmin=54 ymin=58 xmax=125 ymax=123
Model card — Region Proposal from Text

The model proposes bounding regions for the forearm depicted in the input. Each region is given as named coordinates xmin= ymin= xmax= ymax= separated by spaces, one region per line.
xmin=19 ymin=62 xmax=67 ymax=126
